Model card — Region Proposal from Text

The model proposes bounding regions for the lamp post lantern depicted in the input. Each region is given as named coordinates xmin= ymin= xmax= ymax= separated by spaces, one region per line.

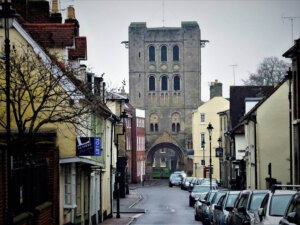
xmin=0 ymin=1 xmax=18 ymax=224
xmin=207 ymin=123 xmax=213 ymax=190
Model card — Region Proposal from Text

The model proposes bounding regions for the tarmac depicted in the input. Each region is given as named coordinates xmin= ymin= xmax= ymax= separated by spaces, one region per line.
xmin=101 ymin=180 xmax=158 ymax=225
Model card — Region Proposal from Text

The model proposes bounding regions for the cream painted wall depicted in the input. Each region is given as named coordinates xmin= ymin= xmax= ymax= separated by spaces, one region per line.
xmin=244 ymin=120 xmax=256 ymax=189
xmin=256 ymin=81 xmax=290 ymax=189
xmin=192 ymin=97 xmax=229 ymax=181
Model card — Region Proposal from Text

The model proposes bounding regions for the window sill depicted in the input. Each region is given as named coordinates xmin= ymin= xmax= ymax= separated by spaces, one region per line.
xmin=13 ymin=212 xmax=33 ymax=224
xmin=64 ymin=204 xmax=77 ymax=209
xmin=35 ymin=201 xmax=53 ymax=213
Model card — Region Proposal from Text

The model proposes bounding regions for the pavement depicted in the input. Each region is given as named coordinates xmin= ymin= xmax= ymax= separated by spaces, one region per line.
xmin=101 ymin=180 xmax=158 ymax=225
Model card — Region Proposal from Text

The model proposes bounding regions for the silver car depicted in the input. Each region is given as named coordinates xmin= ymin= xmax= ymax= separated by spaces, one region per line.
xmin=254 ymin=190 xmax=296 ymax=225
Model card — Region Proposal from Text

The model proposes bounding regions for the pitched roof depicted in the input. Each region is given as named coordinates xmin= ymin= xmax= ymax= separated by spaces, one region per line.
xmin=230 ymin=86 xmax=274 ymax=129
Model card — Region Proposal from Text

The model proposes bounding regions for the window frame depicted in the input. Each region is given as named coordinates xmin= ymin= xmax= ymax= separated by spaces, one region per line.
xmin=161 ymin=75 xmax=168 ymax=91
xmin=149 ymin=45 xmax=155 ymax=62
xmin=173 ymin=45 xmax=179 ymax=61
xmin=161 ymin=45 xmax=167 ymax=62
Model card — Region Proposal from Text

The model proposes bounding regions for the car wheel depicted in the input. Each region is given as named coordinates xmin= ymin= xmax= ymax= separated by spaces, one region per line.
xmin=195 ymin=214 xmax=200 ymax=221
xmin=189 ymin=199 xmax=193 ymax=207
xmin=169 ymin=183 xmax=173 ymax=187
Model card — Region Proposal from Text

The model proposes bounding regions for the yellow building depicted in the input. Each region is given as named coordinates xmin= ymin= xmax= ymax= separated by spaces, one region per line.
xmin=242 ymin=80 xmax=290 ymax=189
xmin=192 ymin=97 xmax=229 ymax=181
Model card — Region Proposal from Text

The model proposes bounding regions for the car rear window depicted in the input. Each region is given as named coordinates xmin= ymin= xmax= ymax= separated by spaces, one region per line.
xmin=270 ymin=195 xmax=293 ymax=216
xmin=249 ymin=193 xmax=268 ymax=212
xmin=193 ymin=186 xmax=210 ymax=193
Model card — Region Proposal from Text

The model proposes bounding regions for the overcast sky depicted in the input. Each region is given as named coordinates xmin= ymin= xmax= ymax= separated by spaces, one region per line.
xmin=59 ymin=0 xmax=300 ymax=101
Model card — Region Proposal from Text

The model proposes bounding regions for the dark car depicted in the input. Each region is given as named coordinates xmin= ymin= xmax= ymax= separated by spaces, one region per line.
xmin=227 ymin=190 xmax=269 ymax=225
xmin=201 ymin=190 xmax=218 ymax=225
xmin=213 ymin=191 xmax=240 ymax=225
xmin=279 ymin=192 xmax=300 ymax=225
xmin=189 ymin=184 xmax=215 ymax=207
xmin=195 ymin=192 xmax=209 ymax=221
xmin=181 ymin=177 xmax=195 ymax=190
xmin=188 ymin=177 xmax=200 ymax=191
xmin=207 ymin=190 xmax=229 ymax=225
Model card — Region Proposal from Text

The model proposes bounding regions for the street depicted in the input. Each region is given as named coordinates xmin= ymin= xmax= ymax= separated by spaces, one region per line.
xmin=131 ymin=180 xmax=202 ymax=225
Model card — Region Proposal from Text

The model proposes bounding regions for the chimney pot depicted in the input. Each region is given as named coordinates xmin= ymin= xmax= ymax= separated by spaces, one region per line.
xmin=52 ymin=0 xmax=59 ymax=13
xmin=67 ymin=6 xmax=75 ymax=19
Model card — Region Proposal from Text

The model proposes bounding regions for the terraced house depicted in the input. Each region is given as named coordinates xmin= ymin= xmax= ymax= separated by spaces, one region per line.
xmin=0 ymin=1 xmax=118 ymax=224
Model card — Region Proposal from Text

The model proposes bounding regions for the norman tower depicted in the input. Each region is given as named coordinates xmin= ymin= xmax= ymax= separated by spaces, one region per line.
xmin=128 ymin=22 xmax=202 ymax=175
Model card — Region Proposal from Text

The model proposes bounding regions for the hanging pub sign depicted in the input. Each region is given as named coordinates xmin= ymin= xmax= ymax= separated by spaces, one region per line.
xmin=216 ymin=147 xmax=223 ymax=157
xmin=76 ymin=137 xmax=101 ymax=156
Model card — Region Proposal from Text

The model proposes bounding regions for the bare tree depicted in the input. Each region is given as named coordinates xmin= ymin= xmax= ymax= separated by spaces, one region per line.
xmin=242 ymin=57 xmax=290 ymax=86
xmin=0 ymin=44 xmax=94 ymax=142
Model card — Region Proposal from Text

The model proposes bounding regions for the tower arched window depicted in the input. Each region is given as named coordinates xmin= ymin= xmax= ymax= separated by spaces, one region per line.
xmin=161 ymin=76 xmax=168 ymax=91
xmin=174 ymin=75 xmax=180 ymax=91
xmin=149 ymin=76 xmax=155 ymax=91
xmin=149 ymin=46 xmax=155 ymax=62
xmin=150 ymin=113 xmax=159 ymax=132
xmin=173 ymin=45 xmax=179 ymax=61
xmin=161 ymin=46 xmax=167 ymax=61
xmin=171 ymin=112 xmax=181 ymax=133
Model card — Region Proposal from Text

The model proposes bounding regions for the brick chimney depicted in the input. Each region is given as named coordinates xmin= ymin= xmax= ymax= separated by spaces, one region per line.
xmin=65 ymin=6 xmax=79 ymax=36
xmin=210 ymin=79 xmax=223 ymax=99
xmin=27 ymin=0 xmax=50 ymax=23
xmin=49 ymin=0 xmax=62 ymax=23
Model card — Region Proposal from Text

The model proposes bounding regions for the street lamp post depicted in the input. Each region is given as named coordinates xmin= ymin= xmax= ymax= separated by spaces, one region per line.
xmin=218 ymin=137 xmax=222 ymax=187
xmin=0 ymin=2 xmax=18 ymax=224
xmin=207 ymin=123 xmax=213 ymax=190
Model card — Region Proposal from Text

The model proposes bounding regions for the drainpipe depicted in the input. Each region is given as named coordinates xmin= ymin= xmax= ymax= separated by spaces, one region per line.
xmin=110 ymin=116 xmax=116 ymax=218
xmin=285 ymin=70 xmax=293 ymax=185
xmin=252 ymin=115 xmax=258 ymax=189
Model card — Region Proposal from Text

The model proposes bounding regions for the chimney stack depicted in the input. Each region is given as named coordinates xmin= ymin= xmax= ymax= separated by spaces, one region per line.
xmin=65 ymin=6 xmax=79 ymax=36
xmin=49 ymin=0 xmax=62 ymax=23
xmin=210 ymin=79 xmax=223 ymax=99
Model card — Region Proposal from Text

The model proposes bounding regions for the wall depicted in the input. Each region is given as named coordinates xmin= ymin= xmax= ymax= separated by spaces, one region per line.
xmin=192 ymin=97 xmax=229 ymax=181
xmin=257 ymin=81 xmax=290 ymax=189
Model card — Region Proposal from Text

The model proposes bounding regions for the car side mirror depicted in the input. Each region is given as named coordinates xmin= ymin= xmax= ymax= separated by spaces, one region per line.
xmin=206 ymin=201 xmax=211 ymax=206
xmin=215 ymin=205 xmax=222 ymax=210
xmin=225 ymin=206 xmax=233 ymax=212
xmin=287 ymin=212 xmax=297 ymax=223
xmin=238 ymin=206 xmax=247 ymax=214
xmin=258 ymin=208 xmax=264 ymax=221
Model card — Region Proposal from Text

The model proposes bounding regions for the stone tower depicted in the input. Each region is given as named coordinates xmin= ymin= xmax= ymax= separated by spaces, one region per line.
xmin=128 ymin=22 xmax=202 ymax=173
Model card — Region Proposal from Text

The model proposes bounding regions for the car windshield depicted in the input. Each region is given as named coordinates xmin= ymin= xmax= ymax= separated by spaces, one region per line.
xmin=226 ymin=194 xmax=239 ymax=207
xmin=193 ymin=186 xmax=210 ymax=193
xmin=185 ymin=177 xmax=193 ymax=182
xmin=173 ymin=176 xmax=181 ymax=181
xmin=209 ymin=192 xmax=217 ymax=202
xmin=213 ymin=192 xmax=226 ymax=204
xmin=270 ymin=195 xmax=293 ymax=216
xmin=249 ymin=193 xmax=268 ymax=212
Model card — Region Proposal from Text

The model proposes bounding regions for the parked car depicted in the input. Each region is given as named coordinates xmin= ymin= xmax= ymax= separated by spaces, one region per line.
xmin=181 ymin=177 xmax=195 ymax=190
xmin=188 ymin=177 xmax=201 ymax=191
xmin=194 ymin=192 xmax=209 ymax=221
xmin=201 ymin=178 xmax=219 ymax=187
xmin=253 ymin=189 xmax=296 ymax=225
xmin=201 ymin=190 xmax=218 ymax=225
xmin=169 ymin=173 xmax=182 ymax=187
xmin=227 ymin=190 xmax=269 ymax=225
xmin=279 ymin=191 xmax=300 ymax=225
xmin=173 ymin=170 xmax=186 ymax=177
xmin=213 ymin=191 xmax=240 ymax=225
xmin=207 ymin=190 xmax=229 ymax=225
xmin=189 ymin=184 xmax=216 ymax=207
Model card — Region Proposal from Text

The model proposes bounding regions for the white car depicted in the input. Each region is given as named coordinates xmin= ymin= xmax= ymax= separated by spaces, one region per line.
xmin=253 ymin=190 xmax=296 ymax=225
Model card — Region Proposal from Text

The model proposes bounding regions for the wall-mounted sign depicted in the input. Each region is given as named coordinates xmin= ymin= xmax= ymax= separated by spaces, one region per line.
xmin=216 ymin=147 xmax=223 ymax=157
xmin=76 ymin=137 xmax=101 ymax=156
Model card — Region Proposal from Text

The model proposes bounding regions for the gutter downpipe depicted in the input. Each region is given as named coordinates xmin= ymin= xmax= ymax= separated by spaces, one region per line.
xmin=251 ymin=115 xmax=258 ymax=189
xmin=109 ymin=116 xmax=115 ymax=218
xmin=287 ymin=71 xmax=293 ymax=185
